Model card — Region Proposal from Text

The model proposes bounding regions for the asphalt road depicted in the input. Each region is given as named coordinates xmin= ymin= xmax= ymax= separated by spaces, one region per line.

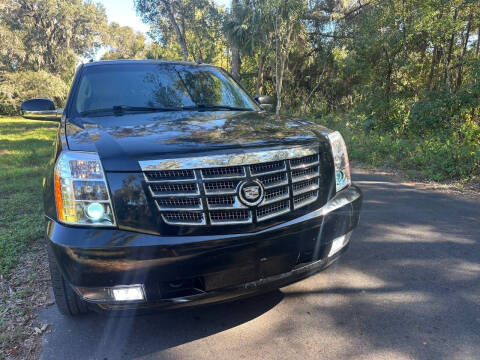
xmin=39 ymin=169 xmax=480 ymax=360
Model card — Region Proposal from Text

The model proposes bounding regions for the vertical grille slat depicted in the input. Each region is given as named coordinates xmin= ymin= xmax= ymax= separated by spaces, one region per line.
xmin=143 ymin=152 xmax=321 ymax=226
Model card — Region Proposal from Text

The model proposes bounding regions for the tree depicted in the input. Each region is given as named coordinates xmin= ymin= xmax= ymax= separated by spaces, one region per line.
xmin=135 ymin=0 xmax=225 ymax=63
xmin=102 ymin=23 xmax=148 ymax=60
xmin=268 ymin=0 xmax=305 ymax=114
xmin=0 ymin=24 xmax=25 ymax=72
xmin=0 ymin=70 xmax=68 ymax=114
xmin=223 ymin=0 xmax=275 ymax=96
xmin=2 ymin=0 xmax=108 ymax=79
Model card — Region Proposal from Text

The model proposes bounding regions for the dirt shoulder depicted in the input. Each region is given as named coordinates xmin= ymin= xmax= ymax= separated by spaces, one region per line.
xmin=0 ymin=240 xmax=50 ymax=360
xmin=352 ymin=162 xmax=480 ymax=201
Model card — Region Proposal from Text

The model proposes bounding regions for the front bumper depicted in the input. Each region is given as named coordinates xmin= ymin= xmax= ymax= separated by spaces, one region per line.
xmin=46 ymin=184 xmax=362 ymax=310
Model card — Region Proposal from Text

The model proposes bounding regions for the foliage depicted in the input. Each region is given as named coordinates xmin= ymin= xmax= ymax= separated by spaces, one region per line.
xmin=0 ymin=0 xmax=110 ymax=114
xmin=0 ymin=0 xmax=478 ymax=182
xmin=0 ymin=71 xmax=69 ymax=115
xmin=0 ymin=116 xmax=58 ymax=274
xmin=135 ymin=0 xmax=227 ymax=65
xmin=2 ymin=0 xmax=108 ymax=79
xmin=322 ymin=112 xmax=480 ymax=181
xmin=102 ymin=23 xmax=148 ymax=60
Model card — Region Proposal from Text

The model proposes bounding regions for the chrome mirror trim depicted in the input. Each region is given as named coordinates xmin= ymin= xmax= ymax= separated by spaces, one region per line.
xmin=21 ymin=109 xmax=63 ymax=121
xmin=139 ymin=146 xmax=319 ymax=171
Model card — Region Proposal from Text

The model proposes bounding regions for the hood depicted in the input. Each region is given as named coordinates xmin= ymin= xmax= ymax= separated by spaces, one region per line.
xmin=65 ymin=110 xmax=332 ymax=172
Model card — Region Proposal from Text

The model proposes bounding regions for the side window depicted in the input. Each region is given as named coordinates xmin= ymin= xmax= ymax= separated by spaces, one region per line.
xmin=75 ymin=77 xmax=92 ymax=114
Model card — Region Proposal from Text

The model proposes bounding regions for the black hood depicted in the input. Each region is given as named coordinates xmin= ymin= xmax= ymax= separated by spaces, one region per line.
xmin=65 ymin=110 xmax=332 ymax=172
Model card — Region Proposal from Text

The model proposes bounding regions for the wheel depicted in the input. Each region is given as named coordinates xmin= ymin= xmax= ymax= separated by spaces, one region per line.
xmin=47 ymin=245 xmax=89 ymax=316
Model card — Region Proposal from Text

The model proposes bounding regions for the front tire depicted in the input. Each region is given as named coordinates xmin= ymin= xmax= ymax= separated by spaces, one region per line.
xmin=48 ymin=245 xmax=89 ymax=316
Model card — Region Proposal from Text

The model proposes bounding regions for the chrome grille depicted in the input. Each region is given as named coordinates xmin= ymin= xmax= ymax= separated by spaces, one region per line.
xmin=292 ymin=177 xmax=319 ymax=195
xmin=263 ymin=186 xmax=289 ymax=204
xmin=289 ymin=154 xmax=319 ymax=169
xmin=207 ymin=195 xmax=235 ymax=206
xmin=156 ymin=197 xmax=201 ymax=210
xmin=293 ymin=190 xmax=319 ymax=209
xmin=204 ymin=180 xmax=239 ymax=194
xmin=201 ymin=166 xmax=245 ymax=179
xmin=145 ymin=169 xmax=195 ymax=181
xmin=162 ymin=211 xmax=205 ymax=225
xmin=142 ymin=149 xmax=321 ymax=226
xmin=291 ymin=165 xmax=319 ymax=181
xmin=149 ymin=183 xmax=198 ymax=195
xmin=257 ymin=200 xmax=290 ymax=221
xmin=257 ymin=172 xmax=288 ymax=188
xmin=210 ymin=210 xmax=251 ymax=224
xmin=250 ymin=161 xmax=285 ymax=175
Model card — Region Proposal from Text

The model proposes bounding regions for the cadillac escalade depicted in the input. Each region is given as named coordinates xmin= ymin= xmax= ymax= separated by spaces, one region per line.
xmin=21 ymin=60 xmax=362 ymax=316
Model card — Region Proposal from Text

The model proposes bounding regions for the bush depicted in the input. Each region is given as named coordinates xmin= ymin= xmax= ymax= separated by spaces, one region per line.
xmin=411 ymin=121 xmax=480 ymax=181
xmin=0 ymin=70 xmax=69 ymax=115
xmin=409 ymin=84 xmax=480 ymax=136
xmin=318 ymin=112 xmax=480 ymax=182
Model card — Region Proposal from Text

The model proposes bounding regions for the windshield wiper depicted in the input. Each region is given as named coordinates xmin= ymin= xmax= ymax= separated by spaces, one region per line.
xmin=79 ymin=105 xmax=183 ymax=116
xmin=181 ymin=104 xmax=253 ymax=112
xmin=79 ymin=104 xmax=253 ymax=117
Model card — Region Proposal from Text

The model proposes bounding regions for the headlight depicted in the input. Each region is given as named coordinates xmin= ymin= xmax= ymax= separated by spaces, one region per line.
xmin=54 ymin=151 xmax=116 ymax=226
xmin=327 ymin=131 xmax=351 ymax=192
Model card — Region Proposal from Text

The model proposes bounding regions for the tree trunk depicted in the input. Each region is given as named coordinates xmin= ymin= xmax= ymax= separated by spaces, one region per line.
xmin=161 ymin=0 xmax=188 ymax=61
xmin=455 ymin=15 xmax=472 ymax=90
xmin=427 ymin=11 xmax=443 ymax=91
xmin=231 ymin=47 xmax=241 ymax=80
xmin=444 ymin=8 xmax=458 ymax=87
xmin=256 ymin=54 xmax=265 ymax=96
xmin=302 ymin=62 xmax=326 ymax=115
xmin=476 ymin=27 xmax=480 ymax=58
xmin=230 ymin=0 xmax=241 ymax=80
xmin=274 ymin=17 xmax=282 ymax=115
xmin=446 ymin=8 xmax=458 ymax=66
xmin=427 ymin=46 xmax=439 ymax=91
xmin=275 ymin=53 xmax=287 ymax=115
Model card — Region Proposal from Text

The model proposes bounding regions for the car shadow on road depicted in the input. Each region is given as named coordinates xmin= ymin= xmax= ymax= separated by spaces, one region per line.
xmin=39 ymin=289 xmax=284 ymax=359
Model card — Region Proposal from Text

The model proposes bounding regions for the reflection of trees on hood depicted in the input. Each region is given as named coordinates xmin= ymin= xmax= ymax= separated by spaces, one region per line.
xmin=67 ymin=112 xmax=323 ymax=147
xmin=165 ymin=113 xmax=313 ymax=145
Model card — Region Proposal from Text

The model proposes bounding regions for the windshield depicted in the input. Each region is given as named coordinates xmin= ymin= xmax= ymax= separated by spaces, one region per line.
xmin=71 ymin=63 xmax=259 ymax=117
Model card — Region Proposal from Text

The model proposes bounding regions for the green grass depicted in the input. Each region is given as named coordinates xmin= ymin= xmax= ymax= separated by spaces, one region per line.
xmin=0 ymin=116 xmax=58 ymax=275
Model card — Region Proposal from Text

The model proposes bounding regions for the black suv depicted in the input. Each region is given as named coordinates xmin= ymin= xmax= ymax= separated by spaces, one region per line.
xmin=21 ymin=60 xmax=362 ymax=316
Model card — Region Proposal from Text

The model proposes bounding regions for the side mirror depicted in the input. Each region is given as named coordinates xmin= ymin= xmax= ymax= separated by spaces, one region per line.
xmin=20 ymin=98 xmax=62 ymax=121
xmin=255 ymin=95 xmax=274 ymax=111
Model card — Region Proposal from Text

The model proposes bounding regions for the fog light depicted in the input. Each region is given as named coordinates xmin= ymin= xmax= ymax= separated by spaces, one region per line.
xmin=76 ymin=285 xmax=145 ymax=303
xmin=328 ymin=231 xmax=352 ymax=257
xmin=112 ymin=286 xmax=144 ymax=301
xmin=86 ymin=202 xmax=105 ymax=221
